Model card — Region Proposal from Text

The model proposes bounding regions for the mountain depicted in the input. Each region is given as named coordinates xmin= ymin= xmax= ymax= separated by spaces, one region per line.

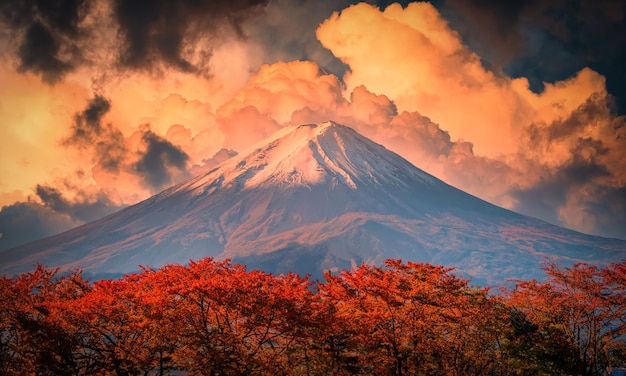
xmin=1 ymin=121 xmax=624 ymax=285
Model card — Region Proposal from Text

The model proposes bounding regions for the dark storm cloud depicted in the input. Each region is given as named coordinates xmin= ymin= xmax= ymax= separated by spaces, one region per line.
xmin=555 ymin=138 xmax=611 ymax=190
xmin=438 ymin=0 xmax=626 ymax=113
xmin=65 ymin=95 xmax=111 ymax=145
xmin=588 ymin=186 xmax=626 ymax=240
xmin=113 ymin=0 xmax=269 ymax=72
xmin=0 ymin=0 xmax=88 ymax=83
xmin=17 ymin=21 xmax=72 ymax=82
xmin=94 ymin=130 xmax=127 ymax=173
xmin=246 ymin=0 xmax=350 ymax=78
xmin=0 ymin=184 xmax=126 ymax=251
xmin=507 ymin=87 xmax=626 ymax=239
xmin=374 ymin=1 xmax=413 ymax=8
xmin=546 ymin=93 xmax=612 ymax=142
xmin=1 ymin=0 xmax=269 ymax=81
xmin=63 ymin=96 xmax=191 ymax=190
xmin=512 ymin=149 xmax=611 ymax=230
xmin=133 ymin=130 xmax=190 ymax=189
xmin=436 ymin=0 xmax=536 ymax=63
xmin=511 ymin=135 xmax=621 ymax=237
xmin=525 ymin=92 xmax=612 ymax=147
xmin=35 ymin=184 xmax=71 ymax=215
xmin=0 ymin=200 xmax=76 ymax=251
xmin=35 ymin=184 xmax=125 ymax=223
xmin=63 ymin=95 xmax=128 ymax=173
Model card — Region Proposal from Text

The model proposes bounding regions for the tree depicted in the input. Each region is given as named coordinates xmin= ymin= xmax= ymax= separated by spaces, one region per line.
xmin=61 ymin=272 xmax=183 ymax=375
xmin=0 ymin=265 xmax=91 ymax=375
xmin=4 ymin=258 xmax=623 ymax=375
xmin=319 ymin=260 xmax=503 ymax=375
xmin=151 ymin=258 xmax=319 ymax=375
xmin=505 ymin=261 xmax=626 ymax=375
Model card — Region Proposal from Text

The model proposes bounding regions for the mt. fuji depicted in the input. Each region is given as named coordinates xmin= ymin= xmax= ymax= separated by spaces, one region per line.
xmin=1 ymin=121 xmax=624 ymax=285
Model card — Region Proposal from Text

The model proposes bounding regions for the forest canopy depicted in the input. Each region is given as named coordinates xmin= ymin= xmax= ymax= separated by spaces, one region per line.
xmin=1 ymin=258 xmax=625 ymax=375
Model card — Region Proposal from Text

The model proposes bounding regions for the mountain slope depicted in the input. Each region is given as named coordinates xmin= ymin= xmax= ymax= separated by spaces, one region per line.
xmin=1 ymin=121 xmax=624 ymax=285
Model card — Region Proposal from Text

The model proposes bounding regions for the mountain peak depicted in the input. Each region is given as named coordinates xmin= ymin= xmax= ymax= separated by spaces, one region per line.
xmin=2 ymin=121 xmax=624 ymax=285
xmin=186 ymin=120 xmax=435 ymax=192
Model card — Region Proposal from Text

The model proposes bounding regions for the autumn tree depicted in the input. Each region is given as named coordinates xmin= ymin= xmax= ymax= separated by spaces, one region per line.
xmin=0 ymin=265 xmax=91 ymax=375
xmin=59 ymin=271 xmax=182 ymax=375
xmin=319 ymin=260 xmax=503 ymax=375
xmin=149 ymin=258 xmax=319 ymax=375
xmin=504 ymin=261 xmax=626 ymax=375
xmin=3 ymin=258 xmax=624 ymax=375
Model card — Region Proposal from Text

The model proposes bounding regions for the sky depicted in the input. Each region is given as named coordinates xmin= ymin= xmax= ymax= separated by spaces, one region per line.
xmin=0 ymin=0 xmax=625 ymax=252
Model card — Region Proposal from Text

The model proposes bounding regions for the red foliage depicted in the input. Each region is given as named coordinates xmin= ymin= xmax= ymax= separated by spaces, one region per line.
xmin=504 ymin=261 xmax=626 ymax=375
xmin=1 ymin=258 xmax=624 ymax=375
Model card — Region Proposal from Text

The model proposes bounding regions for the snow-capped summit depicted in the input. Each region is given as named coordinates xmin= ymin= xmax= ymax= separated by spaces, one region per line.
xmin=181 ymin=121 xmax=435 ymax=192
xmin=1 ymin=121 xmax=624 ymax=285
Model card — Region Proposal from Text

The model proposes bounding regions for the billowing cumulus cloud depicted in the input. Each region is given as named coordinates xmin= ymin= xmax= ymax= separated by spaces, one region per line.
xmin=213 ymin=59 xmax=490 ymax=185
xmin=216 ymin=60 xmax=344 ymax=150
xmin=317 ymin=2 xmax=529 ymax=158
xmin=512 ymin=102 xmax=626 ymax=235
xmin=313 ymin=2 xmax=626 ymax=238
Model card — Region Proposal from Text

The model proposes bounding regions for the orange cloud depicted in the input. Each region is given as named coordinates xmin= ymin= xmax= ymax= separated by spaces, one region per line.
xmin=215 ymin=60 xmax=346 ymax=150
xmin=314 ymin=2 xmax=625 ymax=237
xmin=316 ymin=3 xmax=605 ymax=160
xmin=0 ymin=65 xmax=90 ymax=206
xmin=213 ymin=60 xmax=460 ymax=176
